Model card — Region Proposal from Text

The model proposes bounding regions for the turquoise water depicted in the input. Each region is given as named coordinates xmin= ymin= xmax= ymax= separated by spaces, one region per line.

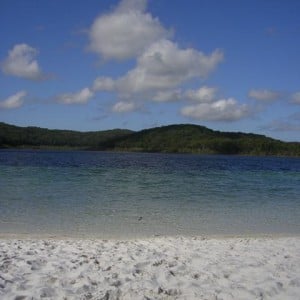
xmin=0 ymin=150 xmax=300 ymax=238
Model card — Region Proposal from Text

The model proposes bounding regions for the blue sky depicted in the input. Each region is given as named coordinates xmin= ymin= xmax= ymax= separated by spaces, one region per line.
xmin=0 ymin=0 xmax=300 ymax=141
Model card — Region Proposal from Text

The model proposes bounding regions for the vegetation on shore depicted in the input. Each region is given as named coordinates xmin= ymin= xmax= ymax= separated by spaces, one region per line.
xmin=1 ymin=122 xmax=299 ymax=156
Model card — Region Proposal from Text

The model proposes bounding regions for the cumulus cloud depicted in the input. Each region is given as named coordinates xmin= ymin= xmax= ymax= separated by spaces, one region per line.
xmin=291 ymin=92 xmax=300 ymax=104
xmin=151 ymin=86 xmax=218 ymax=103
xmin=1 ymin=44 xmax=45 ymax=80
xmin=84 ymin=0 xmax=226 ymax=121
xmin=115 ymin=39 xmax=223 ymax=97
xmin=181 ymin=98 xmax=249 ymax=122
xmin=91 ymin=40 xmax=223 ymax=101
xmin=85 ymin=0 xmax=225 ymax=119
xmin=153 ymin=89 xmax=182 ymax=102
xmin=88 ymin=0 xmax=170 ymax=60
xmin=57 ymin=88 xmax=94 ymax=104
xmin=0 ymin=91 xmax=26 ymax=109
xmin=248 ymin=89 xmax=280 ymax=102
xmin=112 ymin=101 xmax=138 ymax=112
xmin=92 ymin=77 xmax=115 ymax=92
xmin=185 ymin=86 xmax=217 ymax=102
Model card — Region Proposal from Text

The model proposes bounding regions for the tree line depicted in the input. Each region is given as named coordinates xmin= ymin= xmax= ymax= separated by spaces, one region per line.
xmin=1 ymin=122 xmax=299 ymax=156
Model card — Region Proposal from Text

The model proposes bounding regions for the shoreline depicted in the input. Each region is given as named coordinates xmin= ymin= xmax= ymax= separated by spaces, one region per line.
xmin=1 ymin=235 xmax=299 ymax=299
xmin=2 ymin=147 xmax=300 ymax=158
xmin=0 ymin=231 xmax=299 ymax=241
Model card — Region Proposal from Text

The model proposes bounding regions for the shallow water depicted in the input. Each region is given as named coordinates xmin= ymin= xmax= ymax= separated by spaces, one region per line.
xmin=0 ymin=150 xmax=299 ymax=238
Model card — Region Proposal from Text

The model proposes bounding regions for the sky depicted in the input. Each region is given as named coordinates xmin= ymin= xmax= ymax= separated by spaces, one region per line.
xmin=0 ymin=0 xmax=300 ymax=141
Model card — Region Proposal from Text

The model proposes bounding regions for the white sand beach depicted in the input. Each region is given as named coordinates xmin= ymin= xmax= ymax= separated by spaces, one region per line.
xmin=0 ymin=236 xmax=300 ymax=299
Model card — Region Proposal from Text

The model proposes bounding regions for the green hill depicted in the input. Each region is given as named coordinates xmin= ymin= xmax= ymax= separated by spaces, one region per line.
xmin=0 ymin=122 xmax=299 ymax=156
xmin=0 ymin=122 xmax=133 ymax=150
xmin=110 ymin=124 xmax=300 ymax=156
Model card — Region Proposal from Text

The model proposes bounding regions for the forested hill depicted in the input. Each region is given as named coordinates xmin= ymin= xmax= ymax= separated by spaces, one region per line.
xmin=1 ymin=122 xmax=300 ymax=156
xmin=0 ymin=122 xmax=133 ymax=149
xmin=110 ymin=124 xmax=300 ymax=156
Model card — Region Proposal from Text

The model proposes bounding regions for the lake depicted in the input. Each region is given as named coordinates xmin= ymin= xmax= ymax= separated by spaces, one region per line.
xmin=0 ymin=150 xmax=299 ymax=238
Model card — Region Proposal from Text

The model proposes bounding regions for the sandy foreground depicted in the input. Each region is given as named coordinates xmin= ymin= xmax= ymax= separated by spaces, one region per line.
xmin=0 ymin=236 xmax=299 ymax=300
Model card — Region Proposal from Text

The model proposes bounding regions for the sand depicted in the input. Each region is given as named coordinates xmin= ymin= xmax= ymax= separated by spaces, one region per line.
xmin=0 ymin=236 xmax=299 ymax=299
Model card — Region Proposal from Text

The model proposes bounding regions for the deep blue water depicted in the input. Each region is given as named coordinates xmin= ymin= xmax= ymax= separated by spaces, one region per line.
xmin=0 ymin=150 xmax=300 ymax=238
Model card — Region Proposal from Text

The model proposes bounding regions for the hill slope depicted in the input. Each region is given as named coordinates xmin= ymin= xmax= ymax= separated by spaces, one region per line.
xmin=0 ymin=122 xmax=133 ymax=149
xmin=110 ymin=124 xmax=300 ymax=156
xmin=0 ymin=122 xmax=299 ymax=156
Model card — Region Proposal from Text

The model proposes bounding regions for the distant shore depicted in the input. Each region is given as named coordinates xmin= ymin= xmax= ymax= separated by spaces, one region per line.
xmin=1 ymin=122 xmax=300 ymax=156
xmin=1 ymin=236 xmax=299 ymax=299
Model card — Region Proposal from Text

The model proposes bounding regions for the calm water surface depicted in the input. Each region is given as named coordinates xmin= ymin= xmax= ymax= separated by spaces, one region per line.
xmin=0 ymin=150 xmax=299 ymax=238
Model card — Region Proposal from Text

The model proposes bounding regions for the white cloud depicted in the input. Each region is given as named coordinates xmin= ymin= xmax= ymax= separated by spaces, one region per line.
xmin=112 ymin=101 xmax=137 ymax=113
xmin=0 ymin=91 xmax=26 ymax=109
xmin=248 ymin=89 xmax=280 ymax=102
xmin=152 ymin=86 xmax=218 ymax=103
xmin=88 ymin=0 xmax=170 ymax=60
xmin=153 ymin=89 xmax=182 ymax=102
xmin=116 ymin=39 xmax=223 ymax=96
xmin=57 ymin=88 xmax=94 ymax=104
xmin=185 ymin=86 xmax=217 ymax=102
xmin=84 ymin=0 xmax=225 ymax=119
xmin=1 ymin=44 xmax=44 ymax=80
xmin=91 ymin=40 xmax=223 ymax=100
xmin=181 ymin=98 xmax=249 ymax=122
xmin=86 ymin=0 xmax=224 ymax=117
xmin=92 ymin=77 xmax=115 ymax=92
xmin=291 ymin=92 xmax=300 ymax=104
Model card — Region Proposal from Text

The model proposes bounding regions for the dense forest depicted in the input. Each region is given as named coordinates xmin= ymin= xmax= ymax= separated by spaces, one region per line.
xmin=1 ymin=122 xmax=300 ymax=156
xmin=0 ymin=122 xmax=132 ymax=150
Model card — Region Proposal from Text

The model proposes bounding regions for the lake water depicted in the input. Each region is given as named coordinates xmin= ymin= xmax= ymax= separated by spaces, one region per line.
xmin=0 ymin=150 xmax=299 ymax=238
